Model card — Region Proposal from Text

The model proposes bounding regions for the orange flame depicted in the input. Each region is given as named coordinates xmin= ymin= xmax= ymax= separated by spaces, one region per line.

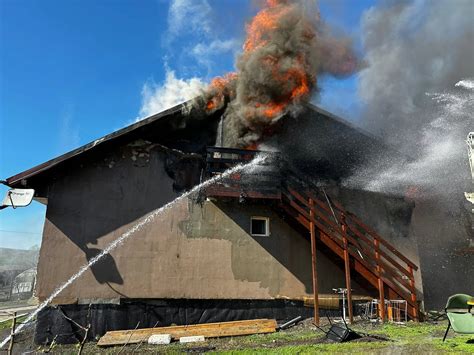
xmin=203 ymin=0 xmax=319 ymax=147
xmin=243 ymin=1 xmax=312 ymax=120
xmin=243 ymin=3 xmax=289 ymax=52
xmin=205 ymin=73 xmax=238 ymax=112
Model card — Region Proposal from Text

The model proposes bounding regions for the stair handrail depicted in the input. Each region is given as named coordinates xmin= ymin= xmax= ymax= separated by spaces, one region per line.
xmin=283 ymin=171 xmax=418 ymax=272
xmin=283 ymin=181 xmax=417 ymax=296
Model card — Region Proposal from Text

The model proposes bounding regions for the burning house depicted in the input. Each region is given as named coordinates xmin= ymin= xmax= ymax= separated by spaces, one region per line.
xmin=5 ymin=101 xmax=428 ymax=344
xmin=3 ymin=0 xmax=472 ymax=346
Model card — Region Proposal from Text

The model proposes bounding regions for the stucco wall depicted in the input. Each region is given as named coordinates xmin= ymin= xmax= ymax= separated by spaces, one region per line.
xmin=37 ymin=144 xmax=362 ymax=304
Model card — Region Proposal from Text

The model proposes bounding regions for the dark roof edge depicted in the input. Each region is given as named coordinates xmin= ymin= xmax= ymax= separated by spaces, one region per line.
xmin=5 ymin=100 xmax=406 ymax=187
xmin=5 ymin=101 xmax=192 ymax=186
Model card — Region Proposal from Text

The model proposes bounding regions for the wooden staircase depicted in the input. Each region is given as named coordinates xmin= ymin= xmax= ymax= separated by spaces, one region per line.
xmin=203 ymin=147 xmax=419 ymax=322
xmin=280 ymin=179 xmax=419 ymax=322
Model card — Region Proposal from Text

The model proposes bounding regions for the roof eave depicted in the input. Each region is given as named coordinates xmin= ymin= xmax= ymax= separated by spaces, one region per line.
xmin=5 ymin=101 xmax=192 ymax=186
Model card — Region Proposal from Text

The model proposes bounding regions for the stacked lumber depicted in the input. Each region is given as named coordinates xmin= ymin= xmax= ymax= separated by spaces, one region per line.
xmin=97 ymin=318 xmax=277 ymax=346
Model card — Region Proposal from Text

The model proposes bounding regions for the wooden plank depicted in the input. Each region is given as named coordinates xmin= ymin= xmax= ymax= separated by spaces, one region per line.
xmin=304 ymin=295 xmax=373 ymax=308
xmin=318 ymin=232 xmax=379 ymax=289
xmin=281 ymin=188 xmax=419 ymax=320
xmin=97 ymin=319 xmax=277 ymax=346
xmin=305 ymin=190 xmax=336 ymax=216
xmin=205 ymin=187 xmax=281 ymax=200
xmin=283 ymin=195 xmax=343 ymax=247
xmin=309 ymin=198 xmax=320 ymax=325
xmin=347 ymin=212 xmax=418 ymax=270
xmin=408 ymin=266 xmax=419 ymax=321
xmin=374 ymin=239 xmax=386 ymax=322
xmin=341 ymin=215 xmax=353 ymax=324
xmin=206 ymin=146 xmax=260 ymax=155
xmin=285 ymin=195 xmax=383 ymax=277
xmin=309 ymin=190 xmax=418 ymax=271
xmin=206 ymin=157 xmax=250 ymax=164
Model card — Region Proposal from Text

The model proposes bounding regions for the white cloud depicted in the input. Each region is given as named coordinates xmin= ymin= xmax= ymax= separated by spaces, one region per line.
xmin=58 ymin=105 xmax=80 ymax=154
xmin=191 ymin=39 xmax=240 ymax=68
xmin=139 ymin=69 xmax=206 ymax=119
xmin=167 ymin=0 xmax=212 ymax=42
xmin=192 ymin=39 xmax=240 ymax=57
xmin=135 ymin=1 xmax=241 ymax=122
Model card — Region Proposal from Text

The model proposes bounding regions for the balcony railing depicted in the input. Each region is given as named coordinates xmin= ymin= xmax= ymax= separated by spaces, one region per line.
xmin=204 ymin=146 xmax=282 ymax=200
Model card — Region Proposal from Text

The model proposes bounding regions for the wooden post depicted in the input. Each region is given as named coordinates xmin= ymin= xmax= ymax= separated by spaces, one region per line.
xmin=374 ymin=239 xmax=385 ymax=322
xmin=8 ymin=312 xmax=16 ymax=355
xmin=408 ymin=266 xmax=418 ymax=321
xmin=309 ymin=198 xmax=319 ymax=325
xmin=340 ymin=214 xmax=353 ymax=324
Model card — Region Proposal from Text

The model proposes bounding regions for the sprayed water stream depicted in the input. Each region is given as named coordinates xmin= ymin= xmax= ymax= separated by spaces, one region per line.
xmin=0 ymin=154 xmax=267 ymax=348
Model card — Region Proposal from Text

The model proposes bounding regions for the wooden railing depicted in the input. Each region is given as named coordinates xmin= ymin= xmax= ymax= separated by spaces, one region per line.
xmin=204 ymin=147 xmax=282 ymax=200
xmin=203 ymin=146 xmax=419 ymax=321
xmin=280 ymin=183 xmax=419 ymax=321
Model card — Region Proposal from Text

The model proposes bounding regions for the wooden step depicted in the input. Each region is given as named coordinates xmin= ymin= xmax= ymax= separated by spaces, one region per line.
xmin=280 ymin=187 xmax=419 ymax=320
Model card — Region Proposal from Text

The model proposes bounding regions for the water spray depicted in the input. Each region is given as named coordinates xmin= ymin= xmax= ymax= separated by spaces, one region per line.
xmin=0 ymin=154 xmax=268 ymax=349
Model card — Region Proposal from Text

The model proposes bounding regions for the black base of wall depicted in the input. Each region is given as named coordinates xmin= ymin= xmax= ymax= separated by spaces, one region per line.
xmin=35 ymin=298 xmax=348 ymax=344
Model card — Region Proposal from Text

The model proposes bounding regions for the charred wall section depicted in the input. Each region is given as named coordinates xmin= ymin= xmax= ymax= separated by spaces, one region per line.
xmin=275 ymin=105 xmax=403 ymax=182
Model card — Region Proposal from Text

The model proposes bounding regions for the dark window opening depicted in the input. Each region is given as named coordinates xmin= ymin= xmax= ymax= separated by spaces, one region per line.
xmin=250 ymin=217 xmax=269 ymax=236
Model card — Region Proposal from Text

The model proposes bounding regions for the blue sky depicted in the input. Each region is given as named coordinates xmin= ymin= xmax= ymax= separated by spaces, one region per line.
xmin=0 ymin=0 xmax=375 ymax=250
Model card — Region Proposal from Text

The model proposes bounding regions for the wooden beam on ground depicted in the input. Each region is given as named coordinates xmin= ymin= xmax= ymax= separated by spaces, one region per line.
xmin=97 ymin=319 xmax=277 ymax=347
xmin=309 ymin=198 xmax=320 ymax=326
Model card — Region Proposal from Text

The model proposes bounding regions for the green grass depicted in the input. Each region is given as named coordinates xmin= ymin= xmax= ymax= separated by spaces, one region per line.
xmin=41 ymin=320 xmax=474 ymax=354
xmin=369 ymin=322 xmax=473 ymax=354
xmin=0 ymin=315 xmax=27 ymax=331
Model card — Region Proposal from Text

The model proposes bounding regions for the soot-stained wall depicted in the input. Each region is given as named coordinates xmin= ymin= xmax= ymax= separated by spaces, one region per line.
xmin=36 ymin=141 xmax=365 ymax=304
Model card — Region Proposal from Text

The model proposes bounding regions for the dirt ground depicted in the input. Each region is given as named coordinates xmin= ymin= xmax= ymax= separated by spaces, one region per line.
xmin=1 ymin=317 xmax=473 ymax=354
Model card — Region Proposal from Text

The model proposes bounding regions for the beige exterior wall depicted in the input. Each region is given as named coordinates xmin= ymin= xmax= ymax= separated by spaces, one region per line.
xmin=36 ymin=145 xmax=358 ymax=304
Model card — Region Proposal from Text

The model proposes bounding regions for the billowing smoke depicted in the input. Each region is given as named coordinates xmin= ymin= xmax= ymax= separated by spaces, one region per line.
xmin=198 ymin=0 xmax=360 ymax=148
xmin=346 ymin=0 xmax=474 ymax=198
xmin=140 ymin=69 xmax=206 ymax=119
xmin=359 ymin=0 xmax=473 ymax=144
xmin=346 ymin=80 xmax=473 ymax=197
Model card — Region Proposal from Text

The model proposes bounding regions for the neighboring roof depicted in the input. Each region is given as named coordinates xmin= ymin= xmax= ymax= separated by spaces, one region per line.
xmin=4 ymin=100 xmax=393 ymax=187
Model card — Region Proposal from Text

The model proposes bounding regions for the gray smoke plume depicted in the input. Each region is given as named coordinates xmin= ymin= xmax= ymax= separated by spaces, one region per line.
xmin=198 ymin=0 xmax=360 ymax=148
xmin=346 ymin=80 xmax=473 ymax=197
xmin=358 ymin=0 xmax=473 ymax=147
xmin=347 ymin=0 xmax=474 ymax=198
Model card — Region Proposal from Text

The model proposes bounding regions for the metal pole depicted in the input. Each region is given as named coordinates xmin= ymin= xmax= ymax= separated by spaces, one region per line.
xmin=342 ymin=291 xmax=346 ymax=322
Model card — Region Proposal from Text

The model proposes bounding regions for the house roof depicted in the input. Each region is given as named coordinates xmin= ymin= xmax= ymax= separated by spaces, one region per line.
xmin=4 ymin=101 xmax=395 ymax=188
xmin=4 ymin=102 xmax=193 ymax=186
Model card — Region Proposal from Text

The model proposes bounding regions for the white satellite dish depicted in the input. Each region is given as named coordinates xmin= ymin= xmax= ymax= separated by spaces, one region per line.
xmin=1 ymin=188 xmax=35 ymax=209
